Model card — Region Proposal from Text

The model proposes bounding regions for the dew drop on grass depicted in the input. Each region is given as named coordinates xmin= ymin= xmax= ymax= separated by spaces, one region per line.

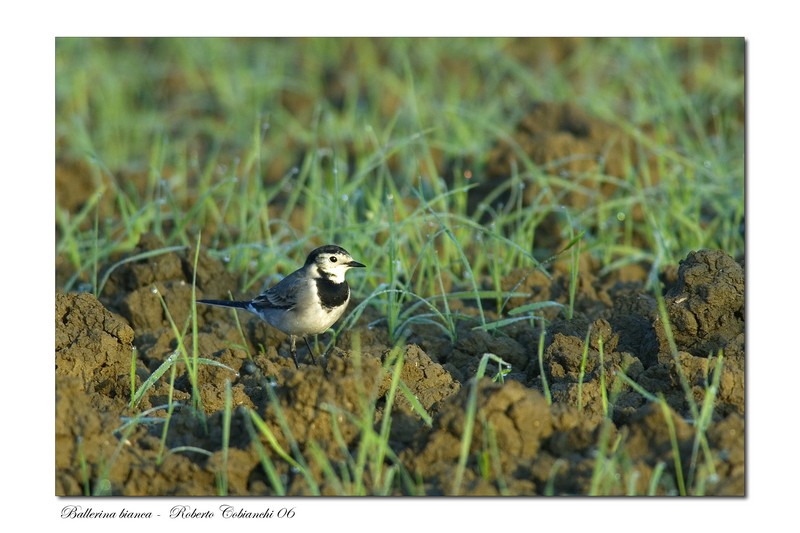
xmin=150 ymin=286 xmax=159 ymax=294
xmin=241 ymin=361 xmax=257 ymax=375
xmin=76 ymin=282 xmax=93 ymax=293
xmin=341 ymin=193 xmax=349 ymax=202
xmin=223 ymin=255 xmax=231 ymax=263
xmin=95 ymin=479 xmax=112 ymax=495
xmin=616 ymin=212 xmax=626 ymax=221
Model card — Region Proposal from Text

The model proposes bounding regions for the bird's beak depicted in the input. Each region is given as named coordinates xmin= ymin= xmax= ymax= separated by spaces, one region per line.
xmin=348 ymin=260 xmax=366 ymax=268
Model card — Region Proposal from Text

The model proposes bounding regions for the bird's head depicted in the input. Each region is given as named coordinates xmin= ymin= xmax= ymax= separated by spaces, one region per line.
xmin=306 ymin=245 xmax=365 ymax=283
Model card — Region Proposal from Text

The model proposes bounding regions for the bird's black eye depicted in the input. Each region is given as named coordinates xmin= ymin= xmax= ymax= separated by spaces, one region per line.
xmin=330 ymin=256 xmax=338 ymax=263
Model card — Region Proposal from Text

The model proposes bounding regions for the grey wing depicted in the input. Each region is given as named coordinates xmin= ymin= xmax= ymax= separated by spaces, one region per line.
xmin=250 ymin=271 xmax=303 ymax=310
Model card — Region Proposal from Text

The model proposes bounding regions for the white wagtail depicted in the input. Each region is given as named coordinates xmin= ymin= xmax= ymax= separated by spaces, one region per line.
xmin=198 ymin=245 xmax=365 ymax=369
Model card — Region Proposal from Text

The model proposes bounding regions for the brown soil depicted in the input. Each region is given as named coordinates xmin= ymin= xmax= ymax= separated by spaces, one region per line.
xmin=55 ymin=241 xmax=744 ymax=496
xmin=55 ymin=102 xmax=744 ymax=496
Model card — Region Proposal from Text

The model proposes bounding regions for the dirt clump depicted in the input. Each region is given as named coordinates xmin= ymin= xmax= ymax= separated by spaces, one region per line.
xmin=56 ymin=291 xmax=135 ymax=402
xmin=656 ymin=249 xmax=744 ymax=360
xmin=403 ymin=378 xmax=552 ymax=495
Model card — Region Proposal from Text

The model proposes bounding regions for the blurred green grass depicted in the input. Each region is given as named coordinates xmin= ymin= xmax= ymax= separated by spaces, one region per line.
xmin=55 ymin=37 xmax=744 ymax=299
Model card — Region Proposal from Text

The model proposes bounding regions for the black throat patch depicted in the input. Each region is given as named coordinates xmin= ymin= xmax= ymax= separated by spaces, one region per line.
xmin=315 ymin=277 xmax=350 ymax=309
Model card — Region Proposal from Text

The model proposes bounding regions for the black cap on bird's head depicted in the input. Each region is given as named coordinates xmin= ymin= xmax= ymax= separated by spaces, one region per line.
xmin=305 ymin=245 xmax=365 ymax=269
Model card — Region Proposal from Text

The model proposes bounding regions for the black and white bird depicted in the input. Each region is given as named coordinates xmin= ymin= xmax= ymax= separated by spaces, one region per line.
xmin=198 ymin=245 xmax=365 ymax=369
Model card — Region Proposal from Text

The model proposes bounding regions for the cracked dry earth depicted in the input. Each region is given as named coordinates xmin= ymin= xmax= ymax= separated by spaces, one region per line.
xmin=56 ymin=243 xmax=744 ymax=496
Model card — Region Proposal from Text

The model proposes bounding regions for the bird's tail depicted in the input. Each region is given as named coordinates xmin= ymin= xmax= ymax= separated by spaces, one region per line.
xmin=196 ymin=299 xmax=251 ymax=311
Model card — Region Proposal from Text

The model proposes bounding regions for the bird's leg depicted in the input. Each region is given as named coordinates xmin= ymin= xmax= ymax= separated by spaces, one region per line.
xmin=303 ymin=336 xmax=329 ymax=376
xmin=303 ymin=336 xmax=318 ymax=366
xmin=289 ymin=335 xmax=300 ymax=369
